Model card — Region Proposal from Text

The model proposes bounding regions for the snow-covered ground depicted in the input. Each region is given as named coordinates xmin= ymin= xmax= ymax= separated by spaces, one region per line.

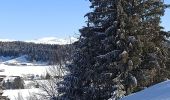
xmin=3 ymin=79 xmax=57 ymax=100
xmin=121 ymin=80 xmax=170 ymax=100
xmin=3 ymin=89 xmax=44 ymax=100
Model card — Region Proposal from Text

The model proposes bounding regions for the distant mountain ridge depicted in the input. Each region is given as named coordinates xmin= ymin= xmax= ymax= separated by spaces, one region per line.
xmin=26 ymin=37 xmax=78 ymax=45
xmin=0 ymin=37 xmax=78 ymax=45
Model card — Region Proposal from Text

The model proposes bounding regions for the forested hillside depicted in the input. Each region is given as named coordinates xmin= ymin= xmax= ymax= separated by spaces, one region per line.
xmin=0 ymin=41 xmax=73 ymax=64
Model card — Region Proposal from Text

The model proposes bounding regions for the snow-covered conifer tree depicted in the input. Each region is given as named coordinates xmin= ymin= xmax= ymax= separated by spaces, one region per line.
xmin=58 ymin=0 xmax=170 ymax=99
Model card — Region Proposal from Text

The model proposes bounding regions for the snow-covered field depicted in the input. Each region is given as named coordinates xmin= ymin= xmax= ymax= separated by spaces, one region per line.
xmin=121 ymin=80 xmax=170 ymax=100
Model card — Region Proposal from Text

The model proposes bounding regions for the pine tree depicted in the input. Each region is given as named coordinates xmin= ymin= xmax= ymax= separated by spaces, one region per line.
xmin=0 ymin=70 xmax=9 ymax=100
xmin=13 ymin=77 xmax=24 ymax=89
xmin=58 ymin=0 xmax=169 ymax=100
xmin=45 ymin=72 xmax=51 ymax=79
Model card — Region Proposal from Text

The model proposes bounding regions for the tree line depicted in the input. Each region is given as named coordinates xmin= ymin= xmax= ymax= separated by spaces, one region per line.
xmin=0 ymin=41 xmax=73 ymax=64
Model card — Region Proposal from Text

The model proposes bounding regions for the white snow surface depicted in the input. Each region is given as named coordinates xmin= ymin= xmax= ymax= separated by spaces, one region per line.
xmin=121 ymin=80 xmax=170 ymax=100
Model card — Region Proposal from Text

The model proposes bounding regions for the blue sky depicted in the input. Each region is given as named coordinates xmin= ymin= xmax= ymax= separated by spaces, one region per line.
xmin=0 ymin=0 xmax=169 ymax=41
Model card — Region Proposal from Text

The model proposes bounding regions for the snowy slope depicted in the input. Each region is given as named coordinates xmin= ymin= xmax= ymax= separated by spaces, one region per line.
xmin=0 ymin=56 xmax=13 ymax=62
xmin=4 ymin=55 xmax=29 ymax=64
xmin=121 ymin=80 xmax=170 ymax=100
xmin=1 ymin=55 xmax=48 ymax=66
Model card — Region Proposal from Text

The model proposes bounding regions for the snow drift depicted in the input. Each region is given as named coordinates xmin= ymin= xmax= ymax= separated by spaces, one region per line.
xmin=121 ymin=80 xmax=170 ymax=100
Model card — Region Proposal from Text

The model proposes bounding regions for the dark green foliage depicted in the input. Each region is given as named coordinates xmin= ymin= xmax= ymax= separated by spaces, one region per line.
xmin=3 ymin=76 xmax=24 ymax=89
xmin=45 ymin=72 xmax=51 ymax=79
xmin=0 ymin=74 xmax=9 ymax=100
xmin=58 ymin=0 xmax=169 ymax=100
xmin=13 ymin=77 xmax=24 ymax=89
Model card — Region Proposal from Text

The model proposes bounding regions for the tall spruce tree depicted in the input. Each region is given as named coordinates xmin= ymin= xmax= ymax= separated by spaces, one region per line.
xmin=58 ymin=0 xmax=169 ymax=100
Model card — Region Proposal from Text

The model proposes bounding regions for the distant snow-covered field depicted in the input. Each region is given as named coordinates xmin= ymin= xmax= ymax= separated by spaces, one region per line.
xmin=0 ymin=55 xmax=50 ymax=76
xmin=0 ymin=64 xmax=49 ymax=76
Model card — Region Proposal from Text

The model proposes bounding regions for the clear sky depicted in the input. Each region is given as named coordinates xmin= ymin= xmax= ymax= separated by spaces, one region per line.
xmin=0 ymin=0 xmax=169 ymax=41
